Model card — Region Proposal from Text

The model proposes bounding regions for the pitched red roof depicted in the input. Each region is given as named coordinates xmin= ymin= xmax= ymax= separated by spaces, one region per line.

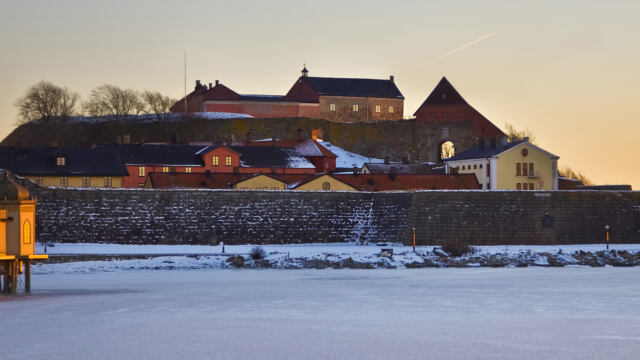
xmin=146 ymin=173 xmax=243 ymax=189
xmin=243 ymin=139 xmax=337 ymax=158
xmin=333 ymin=174 xmax=479 ymax=191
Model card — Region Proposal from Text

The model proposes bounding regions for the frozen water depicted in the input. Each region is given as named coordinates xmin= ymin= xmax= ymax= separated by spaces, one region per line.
xmin=2 ymin=268 xmax=640 ymax=359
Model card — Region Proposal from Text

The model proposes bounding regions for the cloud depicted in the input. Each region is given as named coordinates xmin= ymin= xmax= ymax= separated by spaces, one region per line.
xmin=433 ymin=32 xmax=496 ymax=61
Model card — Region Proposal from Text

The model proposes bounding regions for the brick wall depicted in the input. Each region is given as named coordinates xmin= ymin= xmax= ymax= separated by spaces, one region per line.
xmin=32 ymin=188 xmax=640 ymax=245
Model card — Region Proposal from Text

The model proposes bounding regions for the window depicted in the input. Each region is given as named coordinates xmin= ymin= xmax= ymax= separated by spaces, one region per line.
xmin=529 ymin=183 xmax=535 ymax=190
xmin=479 ymin=164 xmax=483 ymax=168
xmin=82 ymin=176 xmax=91 ymax=187
xmin=516 ymin=183 xmax=522 ymax=190
xmin=473 ymin=165 xmax=477 ymax=169
xmin=104 ymin=177 xmax=112 ymax=188
xmin=522 ymin=162 xmax=528 ymax=176
xmin=431 ymin=112 xmax=437 ymax=119
xmin=443 ymin=112 xmax=448 ymax=119
xmin=455 ymin=112 xmax=462 ymax=119
xmin=375 ymin=105 xmax=381 ymax=113
xmin=389 ymin=106 xmax=394 ymax=113
xmin=23 ymin=220 xmax=31 ymax=244
xmin=353 ymin=104 xmax=359 ymax=112
xmin=56 ymin=157 xmax=66 ymax=166
xmin=185 ymin=167 xmax=192 ymax=173
xmin=516 ymin=163 xmax=522 ymax=176
xmin=225 ymin=156 xmax=232 ymax=166
xmin=329 ymin=103 xmax=336 ymax=111
xmin=529 ymin=163 xmax=534 ymax=176
xmin=162 ymin=166 xmax=169 ymax=173
xmin=138 ymin=166 xmax=145 ymax=177
xmin=212 ymin=156 xmax=219 ymax=166
xmin=60 ymin=176 xmax=68 ymax=187
xmin=138 ymin=183 xmax=146 ymax=188
xmin=322 ymin=182 xmax=331 ymax=191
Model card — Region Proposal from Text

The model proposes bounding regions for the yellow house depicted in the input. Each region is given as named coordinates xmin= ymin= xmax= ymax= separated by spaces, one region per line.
xmin=0 ymin=146 xmax=127 ymax=189
xmin=444 ymin=138 xmax=559 ymax=190
xmin=294 ymin=174 xmax=358 ymax=191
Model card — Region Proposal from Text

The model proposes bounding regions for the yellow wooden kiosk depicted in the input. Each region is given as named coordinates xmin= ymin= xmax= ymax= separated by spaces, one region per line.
xmin=0 ymin=171 xmax=48 ymax=294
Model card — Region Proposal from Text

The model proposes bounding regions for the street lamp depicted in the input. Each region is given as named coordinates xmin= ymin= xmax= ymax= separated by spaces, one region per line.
xmin=605 ymin=225 xmax=610 ymax=250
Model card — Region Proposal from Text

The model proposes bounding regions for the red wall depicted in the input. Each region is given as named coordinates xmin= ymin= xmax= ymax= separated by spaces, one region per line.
xmin=204 ymin=102 xmax=319 ymax=119
xmin=415 ymin=104 xmax=505 ymax=139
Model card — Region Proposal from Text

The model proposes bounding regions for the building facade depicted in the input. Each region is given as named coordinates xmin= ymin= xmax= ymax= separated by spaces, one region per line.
xmin=171 ymin=68 xmax=404 ymax=123
xmin=445 ymin=138 xmax=559 ymax=190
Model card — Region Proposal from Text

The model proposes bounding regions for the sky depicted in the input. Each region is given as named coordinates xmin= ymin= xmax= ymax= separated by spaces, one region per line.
xmin=1 ymin=0 xmax=639 ymax=188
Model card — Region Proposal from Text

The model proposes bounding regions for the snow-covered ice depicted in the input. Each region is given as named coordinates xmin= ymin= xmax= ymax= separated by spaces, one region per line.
xmin=2 ymin=268 xmax=639 ymax=359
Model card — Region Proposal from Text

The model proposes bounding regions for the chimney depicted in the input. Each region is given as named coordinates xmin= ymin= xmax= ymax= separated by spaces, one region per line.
xmin=208 ymin=83 xmax=212 ymax=90
xmin=389 ymin=75 xmax=395 ymax=84
xmin=490 ymin=137 xmax=497 ymax=149
xmin=384 ymin=156 xmax=390 ymax=165
xmin=478 ymin=138 xmax=485 ymax=150
xmin=297 ymin=128 xmax=303 ymax=141
xmin=215 ymin=80 xmax=219 ymax=86
xmin=195 ymin=80 xmax=201 ymax=90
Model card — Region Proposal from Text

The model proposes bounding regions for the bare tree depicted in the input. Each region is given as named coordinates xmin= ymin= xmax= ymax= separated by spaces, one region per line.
xmin=559 ymin=166 xmax=593 ymax=185
xmin=82 ymin=85 xmax=146 ymax=116
xmin=504 ymin=123 xmax=536 ymax=143
xmin=142 ymin=91 xmax=177 ymax=120
xmin=505 ymin=123 xmax=593 ymax=185
xmin=14 ymin=81 xmax=79 ymax=124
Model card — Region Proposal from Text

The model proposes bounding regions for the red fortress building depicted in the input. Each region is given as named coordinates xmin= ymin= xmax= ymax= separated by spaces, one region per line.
xmin=171 ymin=67 xmax=405 ymax=123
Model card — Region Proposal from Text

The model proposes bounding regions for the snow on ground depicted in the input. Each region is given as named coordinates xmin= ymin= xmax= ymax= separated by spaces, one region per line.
xmin=319 ymin=142 xmax=384 ymax=168
xmin=36 ymin=242 xmax=640 ymax=256
xmin=2 ymin=268 xmax=640 ymax=359
xmin=31 ymin=243 xmax=640 ymax=273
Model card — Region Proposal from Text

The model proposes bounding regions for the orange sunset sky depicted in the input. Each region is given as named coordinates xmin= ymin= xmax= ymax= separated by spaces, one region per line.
xmin=1 ymin=0 xmax=638 ymax=189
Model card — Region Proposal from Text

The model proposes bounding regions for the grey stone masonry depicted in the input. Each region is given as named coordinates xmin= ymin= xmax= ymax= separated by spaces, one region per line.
xmin=33 ymin=188 xmax=639 ymax=245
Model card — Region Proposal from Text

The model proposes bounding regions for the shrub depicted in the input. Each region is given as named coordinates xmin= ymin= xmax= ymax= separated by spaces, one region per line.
xmin=249 ymin=246 xmax=266 ymax=260
xmin=441 ymin=240 xmax=475 ymax=257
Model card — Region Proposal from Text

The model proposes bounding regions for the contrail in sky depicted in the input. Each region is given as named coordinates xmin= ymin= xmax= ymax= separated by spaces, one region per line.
xmin=433 ymin=32 xmax=496 ymax=61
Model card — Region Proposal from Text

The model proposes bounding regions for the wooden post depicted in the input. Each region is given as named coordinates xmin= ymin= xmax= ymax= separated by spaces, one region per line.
xmin=9 ymin=260 xmax=18 ymax=294
xmin=25 ymin=259 xmax=31 ymax=293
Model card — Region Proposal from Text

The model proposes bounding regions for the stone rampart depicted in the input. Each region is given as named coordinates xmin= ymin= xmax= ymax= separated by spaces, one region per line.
xmin=33 ymin=188 xmax=640 ymax=245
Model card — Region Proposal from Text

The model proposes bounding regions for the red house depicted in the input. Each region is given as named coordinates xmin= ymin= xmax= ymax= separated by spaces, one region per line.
xmin=170 ymin=68 xmax=404 ymax=122
xmin=414 ymin=77 xmax=505 ymax=140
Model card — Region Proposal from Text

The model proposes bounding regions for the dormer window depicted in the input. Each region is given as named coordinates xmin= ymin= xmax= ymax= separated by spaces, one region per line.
xmin=56 ymin=156 xmax=66 ymax=166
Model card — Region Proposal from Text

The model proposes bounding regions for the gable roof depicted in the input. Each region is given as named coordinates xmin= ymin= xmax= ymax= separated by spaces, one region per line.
xmin=415 ymin=77 xmax=467 ymax=110
xmin=244 ymin=139 xmax=337 ymax=158
xmin=115 ymin=144 xmax=209 ymax=166
xmin=362 ymin=162 xmax=443 ymax=175
xmin=231 ymin=146 xmax=315 ymax=169
xmin=445 ymin=139 xmax=559 ymax=161
xmin=298 ymin=77 xmax=404 ymax=99
xmin=333 ymin=174 xmax=479 ymax=191
xmin=146 ymin=172 xmax=241 ymax=189
xmin=0 ymin=146 xmax=128 ymax=176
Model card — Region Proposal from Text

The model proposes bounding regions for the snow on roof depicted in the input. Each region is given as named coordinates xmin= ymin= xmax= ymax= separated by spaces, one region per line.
xmin=55 ymin=112 xmax=252 ymax=124
xmin=320 ymin=142 xmax=384 ymax=168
